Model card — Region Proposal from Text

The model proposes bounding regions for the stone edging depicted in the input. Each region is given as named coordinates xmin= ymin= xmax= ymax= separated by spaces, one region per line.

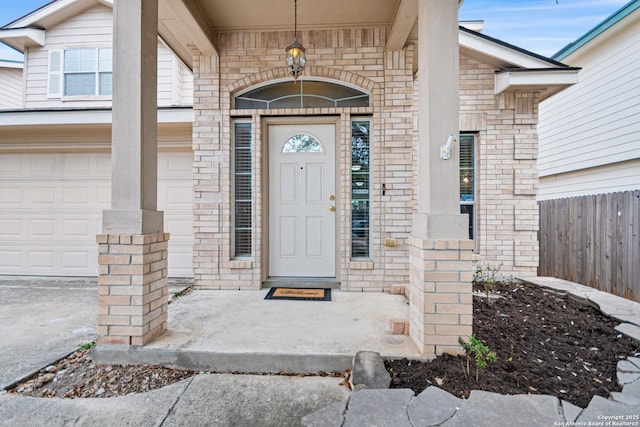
xmin=302 ymin=277 xmax=640 ymax=426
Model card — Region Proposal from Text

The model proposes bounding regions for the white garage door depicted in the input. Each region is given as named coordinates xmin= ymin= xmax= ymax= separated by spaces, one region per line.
xmin=0 ymin=152 xmax=193 ymax=277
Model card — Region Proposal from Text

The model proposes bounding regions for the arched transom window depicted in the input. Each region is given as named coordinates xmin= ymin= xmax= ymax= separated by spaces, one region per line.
xmin=234 ymin=80 xmax=370 ymax=109
xmin=282 ymin=134 xmax=324 ymax=153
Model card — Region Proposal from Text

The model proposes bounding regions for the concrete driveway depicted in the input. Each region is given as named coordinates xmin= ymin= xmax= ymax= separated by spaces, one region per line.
xmin=0 ymin=277 xmax=97 ymax=389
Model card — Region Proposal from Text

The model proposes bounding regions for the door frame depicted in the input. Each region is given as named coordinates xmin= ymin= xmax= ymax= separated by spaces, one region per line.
xmin=262 ymin=116 xmax=341 ymax=282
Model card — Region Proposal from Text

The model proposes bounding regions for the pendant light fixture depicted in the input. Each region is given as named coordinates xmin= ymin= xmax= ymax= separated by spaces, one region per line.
xmin=285 ymin=0 xmax=306 ymax=81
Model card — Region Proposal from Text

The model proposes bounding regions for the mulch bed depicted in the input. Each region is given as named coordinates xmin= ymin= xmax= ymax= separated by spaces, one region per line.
xmin=8 ymin=347 xmax=197 ymax=398
xmin=8 ymin=281 xmax=638 ymax=406
xmin=386 ymin=281 xmax=639 ymax=408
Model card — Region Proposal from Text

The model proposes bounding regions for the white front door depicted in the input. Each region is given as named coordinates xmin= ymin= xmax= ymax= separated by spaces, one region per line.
xmin=269 ymin=124 xmax=336 ymax=277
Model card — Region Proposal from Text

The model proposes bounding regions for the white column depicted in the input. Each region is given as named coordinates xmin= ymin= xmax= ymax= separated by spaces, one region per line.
xmin=413 ymin=0 xmax=467 ymax=240
xmin=103 ymin=0 xmax=163 ymax=234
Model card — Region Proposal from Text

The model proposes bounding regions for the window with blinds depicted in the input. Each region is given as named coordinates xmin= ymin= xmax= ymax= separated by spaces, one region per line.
xmin=48 ymin=48 xmax=112 ymax=98
xmin=234 ymin=122 xmax=252 ymax=257
xmin=459 ymin=134 xmax=476 ymax=240
xmin=351 ymin=120 xmax=371 ymax=258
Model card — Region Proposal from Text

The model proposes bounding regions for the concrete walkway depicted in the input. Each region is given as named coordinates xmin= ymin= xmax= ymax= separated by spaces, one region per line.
xmin=0 ymin=277 xmax=97 ymax=390
xmin=94 ymin=288 xmax=421 ymax=374
xmin=0 ymin=374 xmax=350 ymax=427
xmin=1 ymin=276 xmax=639 ymax=426
xmin=0 ymin=276 xmax=190 ymax=390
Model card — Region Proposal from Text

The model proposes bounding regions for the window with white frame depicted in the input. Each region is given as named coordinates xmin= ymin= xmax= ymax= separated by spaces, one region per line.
xmin=351 ymin=119 xmax=371 ymax=258
xmin=48 ymin=48 xmax=113 ymax=98
xmin=233 ymin=121 xmax=253 ymax=258
xmin=459 ymin=134 xmax=476 ymax=240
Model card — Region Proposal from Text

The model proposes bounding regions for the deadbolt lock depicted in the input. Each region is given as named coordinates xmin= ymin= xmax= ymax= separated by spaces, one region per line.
xmin=329 ymin=195 xmax=335 ymax=201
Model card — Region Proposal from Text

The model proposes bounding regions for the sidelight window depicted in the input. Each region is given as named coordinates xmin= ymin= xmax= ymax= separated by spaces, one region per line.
xmin=234 ymin=122 xmax=253 ymax=257
xmin=351 ymin=120 xmax=371 ymax=258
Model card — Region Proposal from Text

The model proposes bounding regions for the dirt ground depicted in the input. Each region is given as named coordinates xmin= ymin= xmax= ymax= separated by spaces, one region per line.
xmin=8 ymin=347 xmax=196 ymax=398
xmin=386 ymin=281 xmax=639 ymax=408
xmin=8 ymin=282 xmax=638 ymax=408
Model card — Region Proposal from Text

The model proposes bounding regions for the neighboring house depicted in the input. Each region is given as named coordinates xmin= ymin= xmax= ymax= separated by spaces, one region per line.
xmin=0 ymin=1 xmax=195 ymax=277
xmin=538 ymin=0 xmax=640 ymax=199
xmin=0 ymin=0 xmax=578 ymax=355
xmin=537 ymin=0 xmax=640 ymax=300
xmin=0 ymin=60 xmax=23 ymax=109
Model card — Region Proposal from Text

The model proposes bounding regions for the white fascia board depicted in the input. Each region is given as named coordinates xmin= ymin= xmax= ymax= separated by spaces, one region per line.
xmin=494 ymin=70 xmax=579 ymax=97
xmin=5 ymin=0 xmax=92 ymax=28
xmin=460 ymin=20 xmax=484 ymax=32
xmin=159 ymin=108 xmax=194 ymax=123
xmin=459 ymin=30 xmax=559 ymax=69
xmin=0 ymin=28 xmax=45 ymax=51
xmin=5 ymin=0 xmax=80 ymax=28
xmin=4 ymin=0 xmax=113 ymax=34
xmin=0 ymin=108 xmax=194 ymax=126
xmin=0 ymin=60 xmax=24 ymax=69
xmin=0 ymin=109 xmax=111 ymax=126
xmin=160 ymin=0 xmax=217 ymax=56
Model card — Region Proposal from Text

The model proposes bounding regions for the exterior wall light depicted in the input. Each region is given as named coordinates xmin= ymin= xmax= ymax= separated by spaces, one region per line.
xmin=440 ymin=133 xmax=458 ymax=160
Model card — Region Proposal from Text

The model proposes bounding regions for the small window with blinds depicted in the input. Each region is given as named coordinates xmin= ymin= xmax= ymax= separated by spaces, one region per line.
xmin=48 ymin=48 xmax=113 ymax=98
xmin=234 ymin=122 xmax=253 ymax=257
xmin=459 ymin=134 xmax=476 ymax=241
xmin=351 ymin=120 xmax=371 ymax=258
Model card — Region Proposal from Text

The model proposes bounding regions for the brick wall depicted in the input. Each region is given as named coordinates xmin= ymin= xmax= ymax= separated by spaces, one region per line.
xmin=191 ymin=28 xmax=417 ymax=291
xmin=458 ymin=54 xmax=540 ymax=276
xmin=96 ymin=233 xmax=169 ymax=345
xmin=409 ymin=238 xmax=474 ymax=355
xmin=190 ymin=31 xmax=540 ymax=290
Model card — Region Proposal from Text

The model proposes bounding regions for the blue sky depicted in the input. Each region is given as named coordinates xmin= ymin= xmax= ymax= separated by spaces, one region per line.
xmin=0 ymin=0 xmax=631 ymax=61
xmin=458 ymin=0 xmax=629 ymax=57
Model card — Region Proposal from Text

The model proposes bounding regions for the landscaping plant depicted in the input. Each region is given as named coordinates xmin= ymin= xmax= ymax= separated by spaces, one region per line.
xmin=78 ymin=342 xmax=96 ymax=351
xmin=473 ymin=262 xmax=504 ymax=304
xmin=458 ymin=333 xmax=497 ymax=382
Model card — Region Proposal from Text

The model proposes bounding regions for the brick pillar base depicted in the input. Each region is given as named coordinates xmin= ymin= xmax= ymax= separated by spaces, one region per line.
xmin=409 ymin=237 xmax=474 ymax=355
xmin=96 ymin=233 xmax=170 ymax=346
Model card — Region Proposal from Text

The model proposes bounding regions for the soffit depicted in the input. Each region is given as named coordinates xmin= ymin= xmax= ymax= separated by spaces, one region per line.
xmin=195 ymin=0 xmax=400 ymax=32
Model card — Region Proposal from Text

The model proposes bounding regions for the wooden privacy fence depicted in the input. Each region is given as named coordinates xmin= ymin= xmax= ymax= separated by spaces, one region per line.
xmin=538 ymin=190 xmax=640 ymax=302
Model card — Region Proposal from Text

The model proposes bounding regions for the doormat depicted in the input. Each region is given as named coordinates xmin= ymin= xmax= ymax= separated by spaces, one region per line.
xmin=264 ymin=287 xmax=331 ymax=301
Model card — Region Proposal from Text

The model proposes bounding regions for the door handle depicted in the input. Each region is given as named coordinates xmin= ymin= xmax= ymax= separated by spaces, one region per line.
xmin=329 ymin=206 xmax=335 ymax=212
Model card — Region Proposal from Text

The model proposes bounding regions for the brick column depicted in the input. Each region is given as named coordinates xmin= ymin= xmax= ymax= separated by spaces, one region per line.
xmin=409 ymin=237 xmax=473 ymax=355
xmin=97 ymin=233 xmax=169 ymax=346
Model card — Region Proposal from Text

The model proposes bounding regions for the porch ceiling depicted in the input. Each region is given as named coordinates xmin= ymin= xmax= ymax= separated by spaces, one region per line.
xmin=159 ymin=0 xmax=423 ymax=68
xmin=198 ymin=0 xmax=400 ymax=31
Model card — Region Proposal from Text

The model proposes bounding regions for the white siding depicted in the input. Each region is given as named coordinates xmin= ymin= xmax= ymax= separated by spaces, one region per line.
xmin=538 ymin=159 xmax=640 ymax=200
xmin=158 ymin=44 xmax=178 ymax=106
xmin=181 ymin=64 xmax=194 ymax=105
xmin=157 ymin=43 xmax=193 ymax=107
xmin=24 ymin=5 xmax=114 ymax=108
xmin=23 ymin=5 xmax=193 ymax=109
xmin=538 ymin=20 xmax=640 ymax=186
xmin=0 ymin=68 xmax=23 ymax=109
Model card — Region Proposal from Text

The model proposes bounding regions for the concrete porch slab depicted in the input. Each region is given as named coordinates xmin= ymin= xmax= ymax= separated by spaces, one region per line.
xmin=94 ymin=289 xmax=423 ymax=373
